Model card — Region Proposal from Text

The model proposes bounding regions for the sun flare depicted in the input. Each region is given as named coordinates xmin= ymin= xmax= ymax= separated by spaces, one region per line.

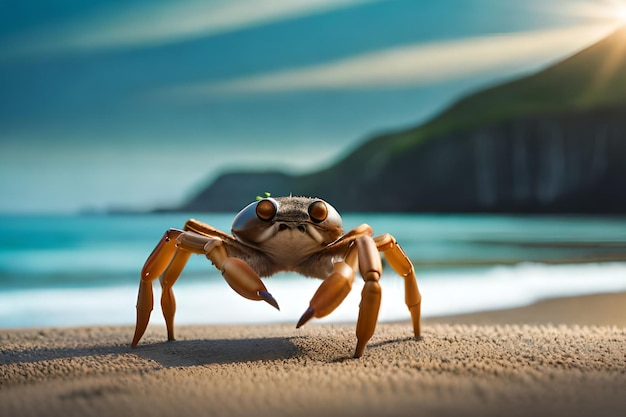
xmin=607 ymin=0 xmax=626 ymax=23
xmin=617 ymin=5 xmax=626 ymax=22
xmin=568 ymin=0 xmax=626 ymax=24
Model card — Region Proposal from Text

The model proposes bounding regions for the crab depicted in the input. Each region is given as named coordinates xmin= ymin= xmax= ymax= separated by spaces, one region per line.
xmin=131 ymin=196 xmax=422 ymax=358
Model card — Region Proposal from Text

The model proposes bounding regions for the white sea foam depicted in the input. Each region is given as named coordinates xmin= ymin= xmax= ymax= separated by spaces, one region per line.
xmin=1 ymin=262 xmax=625 ymax=329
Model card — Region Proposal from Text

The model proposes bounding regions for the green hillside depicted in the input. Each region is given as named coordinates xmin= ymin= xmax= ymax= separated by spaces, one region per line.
xmin=374 ymin=26 xmax=626 ymax=156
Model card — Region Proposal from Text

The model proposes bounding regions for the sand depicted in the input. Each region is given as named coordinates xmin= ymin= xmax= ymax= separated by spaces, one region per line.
xmin=1 ymin=292 xmax=625 ymax=417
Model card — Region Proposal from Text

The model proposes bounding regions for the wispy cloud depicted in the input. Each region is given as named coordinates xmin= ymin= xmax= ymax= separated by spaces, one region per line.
xmin=166 ymin=24 xmax=615 ymax=96
xmin=0 ymin=0 xmax=378 ymax=59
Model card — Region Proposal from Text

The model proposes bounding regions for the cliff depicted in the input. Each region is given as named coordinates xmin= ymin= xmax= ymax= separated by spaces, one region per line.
xmin=180 ymin=27 xmax=626 ymax=213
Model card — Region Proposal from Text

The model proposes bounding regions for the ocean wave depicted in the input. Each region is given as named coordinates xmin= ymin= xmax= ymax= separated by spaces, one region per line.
xmin=1 ymin=262 xmax=625 ymax=328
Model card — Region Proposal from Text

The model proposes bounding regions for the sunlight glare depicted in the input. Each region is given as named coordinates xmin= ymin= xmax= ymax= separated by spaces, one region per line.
xmin=618 ymin=4 xmax=626 ymax=22
xmin=566 ymin=0 xmax=626 ymax=24
xmin=608 ymin=0 xmax=626 ymax=23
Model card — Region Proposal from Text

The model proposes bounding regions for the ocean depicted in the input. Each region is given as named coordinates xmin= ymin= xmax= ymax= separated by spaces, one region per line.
xmin=1 ymin=213 xmax=626 ymax=329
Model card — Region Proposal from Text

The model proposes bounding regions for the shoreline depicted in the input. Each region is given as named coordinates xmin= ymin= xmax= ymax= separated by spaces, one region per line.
xmin=1 ymin=292 xmax=625 ymax=417
xmin=425 ymin=291 xmax=626 ymax=327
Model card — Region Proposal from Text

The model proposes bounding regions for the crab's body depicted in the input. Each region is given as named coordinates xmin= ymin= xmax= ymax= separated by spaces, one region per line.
xmin=132 ymin=196 xmax=421 ymax=358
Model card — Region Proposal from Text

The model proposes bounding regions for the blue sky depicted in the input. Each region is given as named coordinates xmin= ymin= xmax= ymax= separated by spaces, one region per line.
xmin=0 ymin=0 xmax=624 ymax=213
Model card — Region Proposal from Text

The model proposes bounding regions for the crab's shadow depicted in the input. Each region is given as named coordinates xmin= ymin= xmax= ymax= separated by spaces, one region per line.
xmin=2 ymin=334 xmax=420 ymax=372
xmin=134 ymin=336 xmax=300 ymax=367
xmin=1 ymin=337 xmax=299 ymax=370
xmin=135 ymin=334 xmax=419 ymax=366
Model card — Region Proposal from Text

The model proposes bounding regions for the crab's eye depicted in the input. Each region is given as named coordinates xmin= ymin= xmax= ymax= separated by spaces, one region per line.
xmin=256 ymin=199 xmax=277 ymax=221
xmin=308 ymin=200 xmax=328 ymax=223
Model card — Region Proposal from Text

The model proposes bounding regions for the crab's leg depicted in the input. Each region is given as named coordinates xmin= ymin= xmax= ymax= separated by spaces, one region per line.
xmin=353 ymin=235 xmax=383 ymax=358
xmin=159 ymin=249 xmax=192 ymax=341
xmin=375 ymin=234 xmax=422 ymax=338
xmin=296 ymin=223 xmax=376 ymax=328
xmin=296 ymin=228 xmax=385 ymax=358
xmin=132 ymin=229 xmax=184 ymax=348
xmin=295 ymin=226 xmax=369 ymax=328
xmin=132 ymin=227 xmax=279 ymax=348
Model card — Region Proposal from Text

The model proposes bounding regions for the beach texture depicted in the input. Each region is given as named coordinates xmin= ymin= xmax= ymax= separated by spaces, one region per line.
xmin=1 ymin=292 xmax=625 ymax=417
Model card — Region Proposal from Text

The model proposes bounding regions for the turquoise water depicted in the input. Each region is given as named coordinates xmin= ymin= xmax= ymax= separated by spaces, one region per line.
xmin=1 ymin=213 xmax=626 ymax=328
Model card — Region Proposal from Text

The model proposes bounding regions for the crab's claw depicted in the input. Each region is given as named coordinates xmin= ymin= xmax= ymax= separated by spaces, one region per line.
xmin=221 ymin=258 xmax=280 ymax=310
xmin=297 ymin=261 xmax=354 ymax=328
xmin=258 ymin=291 xmax=280 ymax=310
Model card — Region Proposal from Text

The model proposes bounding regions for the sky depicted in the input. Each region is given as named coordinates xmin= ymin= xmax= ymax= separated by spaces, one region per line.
xmin=1 ymin=0 xmax=625 ymax=213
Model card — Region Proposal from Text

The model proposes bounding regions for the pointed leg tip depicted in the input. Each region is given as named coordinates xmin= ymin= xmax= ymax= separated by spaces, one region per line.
xmin=353 ymin=346 xmax=365 ymax=358
xmin=258 ymin=291 xmax=280 ymax=310
xmin=296 ymin=306 xmax=315 ymax=328
xmin=131 ymin=332 xmax=143 ymax=348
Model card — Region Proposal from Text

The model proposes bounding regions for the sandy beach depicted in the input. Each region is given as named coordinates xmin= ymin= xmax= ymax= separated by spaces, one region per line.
xmin=1 ymin=292 xmax=625 ymax=417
